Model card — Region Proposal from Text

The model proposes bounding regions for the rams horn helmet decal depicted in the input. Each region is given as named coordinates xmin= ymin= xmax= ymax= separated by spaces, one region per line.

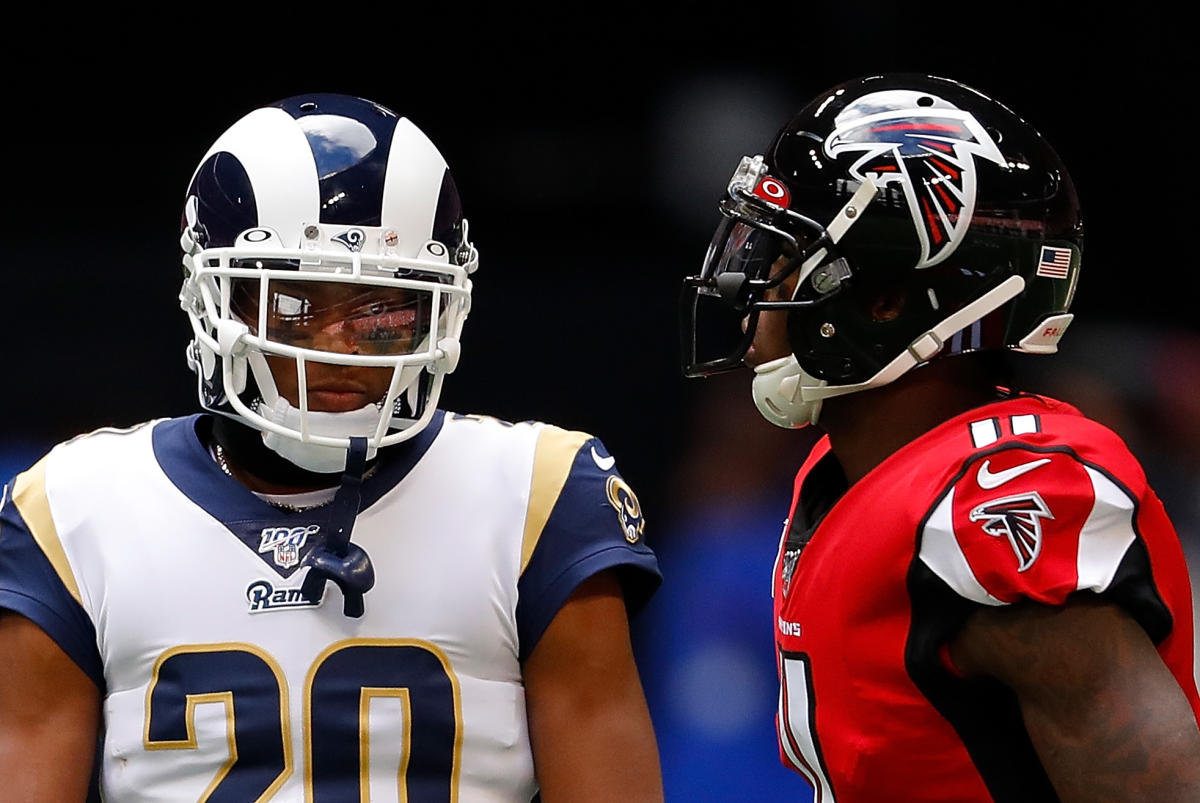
xmin=968 ymin=491 xmax=1055 ymax=572
xmin=825 ymin=104 xmax=1006 ymax=268
xmin=332 ymin=227 xmax=367 ymax=252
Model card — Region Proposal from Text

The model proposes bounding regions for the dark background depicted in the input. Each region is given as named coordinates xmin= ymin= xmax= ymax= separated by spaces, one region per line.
xmin=4 ymin=8 xmax=1197 ymax=800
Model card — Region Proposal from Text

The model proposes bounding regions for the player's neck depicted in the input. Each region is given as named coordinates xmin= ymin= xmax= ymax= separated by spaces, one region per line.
xmin=205 ymin=416 xmax=344 ymax=494
xmin=819 ymin=359 xmax=1005 ymax=485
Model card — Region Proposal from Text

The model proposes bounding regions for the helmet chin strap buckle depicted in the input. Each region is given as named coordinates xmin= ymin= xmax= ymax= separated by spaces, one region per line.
xmin=299 ymin=437 xmax=376 ymax=617
xmin=907 ymin=331 xmax=944 ymax=362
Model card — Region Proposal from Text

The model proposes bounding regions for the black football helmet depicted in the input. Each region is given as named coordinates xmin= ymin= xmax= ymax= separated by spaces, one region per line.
xmin=680 ymin=74 xmax=1082 ymax=427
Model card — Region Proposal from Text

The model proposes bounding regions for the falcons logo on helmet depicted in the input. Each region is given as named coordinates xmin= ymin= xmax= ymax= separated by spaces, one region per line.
xmin=825 ymin=103 xmax=1007 ymax=269
xmin=968 ymin=492 xmax=1054 ymax=572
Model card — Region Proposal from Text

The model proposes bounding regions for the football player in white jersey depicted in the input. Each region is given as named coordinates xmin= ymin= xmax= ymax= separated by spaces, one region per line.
xmin=0 ymin=94 xmax=663 ymax=802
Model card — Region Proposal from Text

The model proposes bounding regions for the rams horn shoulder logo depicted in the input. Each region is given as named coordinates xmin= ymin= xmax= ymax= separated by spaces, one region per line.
xmin=825 ymin=101 xmax=1006 ymax=269
xmin=968 ymin=491 xmax=1054 ymax=572
xmin=606 ymin=475 xmax=645 ymax=544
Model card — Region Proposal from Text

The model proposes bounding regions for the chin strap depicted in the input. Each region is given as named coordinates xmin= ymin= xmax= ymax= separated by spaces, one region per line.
xmin=300 ymin=437 xmax=376 ymax=617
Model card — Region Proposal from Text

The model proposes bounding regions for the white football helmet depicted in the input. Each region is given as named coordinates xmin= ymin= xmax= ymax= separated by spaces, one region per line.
xmin=179 ymin=93 xmax=477 ymax=471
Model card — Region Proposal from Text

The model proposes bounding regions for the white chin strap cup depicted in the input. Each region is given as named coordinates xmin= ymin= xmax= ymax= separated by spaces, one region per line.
xmin=260 ymin=397 xmax=382 ymax=474
xmin=752 ymin=355 xmax=823 ymax=429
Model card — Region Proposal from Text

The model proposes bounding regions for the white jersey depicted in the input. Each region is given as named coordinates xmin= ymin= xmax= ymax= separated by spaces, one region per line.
xmin=0 ymin=411 xmax=659 ymax=802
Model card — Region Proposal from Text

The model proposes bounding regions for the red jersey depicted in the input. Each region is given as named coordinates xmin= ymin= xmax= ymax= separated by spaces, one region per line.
xmin=772 ymin=394 xmax=1199 ymax=802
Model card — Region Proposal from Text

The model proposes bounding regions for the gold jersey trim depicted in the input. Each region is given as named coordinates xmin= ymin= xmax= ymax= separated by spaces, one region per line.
xmin=12 ymin=456 xmax=83 ymax=607
xmin=521 ymin=427 xmax=591 ymax=574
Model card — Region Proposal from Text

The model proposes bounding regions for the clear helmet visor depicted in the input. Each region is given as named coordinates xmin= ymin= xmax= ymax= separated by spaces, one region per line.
xmin=183 ymin=229 xmax=474 ymax=471
xmin=194 ymin=251 xmax=467 ymax=458
xmin=219 ymin=265 xmax=455 ymax=442
xmin=230 ymin=276 xmax=435 ymax=358
xmin=701 ymin=218 xmax=796 ymax=283
xmin=682 ymin=214 xmax=846 ymax=376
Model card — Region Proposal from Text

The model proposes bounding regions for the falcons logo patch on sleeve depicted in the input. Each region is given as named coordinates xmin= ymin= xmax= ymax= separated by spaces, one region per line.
xmin=918 ymin=442 xmax=1142 ymax=606
xmin=917 ymin=432 xmax=1149 ymax=606
xmin=967 ymin=492 xmax=1054 ymax=572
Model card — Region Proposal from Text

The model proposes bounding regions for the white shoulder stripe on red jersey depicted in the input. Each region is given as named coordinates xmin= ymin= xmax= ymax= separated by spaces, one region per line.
xmin=919 ymin=462 xmax=1138 ymax=604
xmin=1077 ymin=466 xmax=1137 ymax=593
xmin=919 ymin=488 xmax=1006 ymax=606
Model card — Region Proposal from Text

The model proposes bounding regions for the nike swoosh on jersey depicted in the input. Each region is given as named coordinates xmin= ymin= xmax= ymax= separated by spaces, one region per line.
xmin=591 ymin=446 xmax=616 ymax=471
xmin=976 ymin=457 xmax=1052 ymax=489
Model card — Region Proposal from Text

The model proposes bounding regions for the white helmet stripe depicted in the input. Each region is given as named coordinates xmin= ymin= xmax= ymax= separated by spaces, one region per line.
xmin=381 ymin=118 xmax=449 ymax=257
xmin=196 ymin=107 xmax=321 ymax=243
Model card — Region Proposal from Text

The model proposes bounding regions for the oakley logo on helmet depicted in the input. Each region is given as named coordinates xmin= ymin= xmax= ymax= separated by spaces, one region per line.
xmin=752 ymin=177 xmax=791 ymax=208
xmin=825 ymin=103 xmax=1006 ymax=268
xmin=332 ymin=228 xmax=366 ymax=252
xmin=968 ymin=491 xmax=1054 ymax=572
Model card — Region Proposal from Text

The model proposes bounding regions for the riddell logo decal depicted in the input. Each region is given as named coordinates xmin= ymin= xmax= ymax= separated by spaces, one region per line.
xmin=825 ymin=99 xmax=1007 ymax=268
xmin=968 ymin=492 xmax=1054 ymax=572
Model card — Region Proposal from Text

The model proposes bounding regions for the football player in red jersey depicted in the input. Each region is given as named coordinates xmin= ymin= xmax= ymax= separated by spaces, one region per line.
xmin=680 ymin=74 xmax=1200 ymax=801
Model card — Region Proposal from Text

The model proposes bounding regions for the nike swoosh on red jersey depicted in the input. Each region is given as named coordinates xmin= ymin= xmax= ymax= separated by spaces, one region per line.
xmin=976 ymin=457 xmax=1052 ymax=489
